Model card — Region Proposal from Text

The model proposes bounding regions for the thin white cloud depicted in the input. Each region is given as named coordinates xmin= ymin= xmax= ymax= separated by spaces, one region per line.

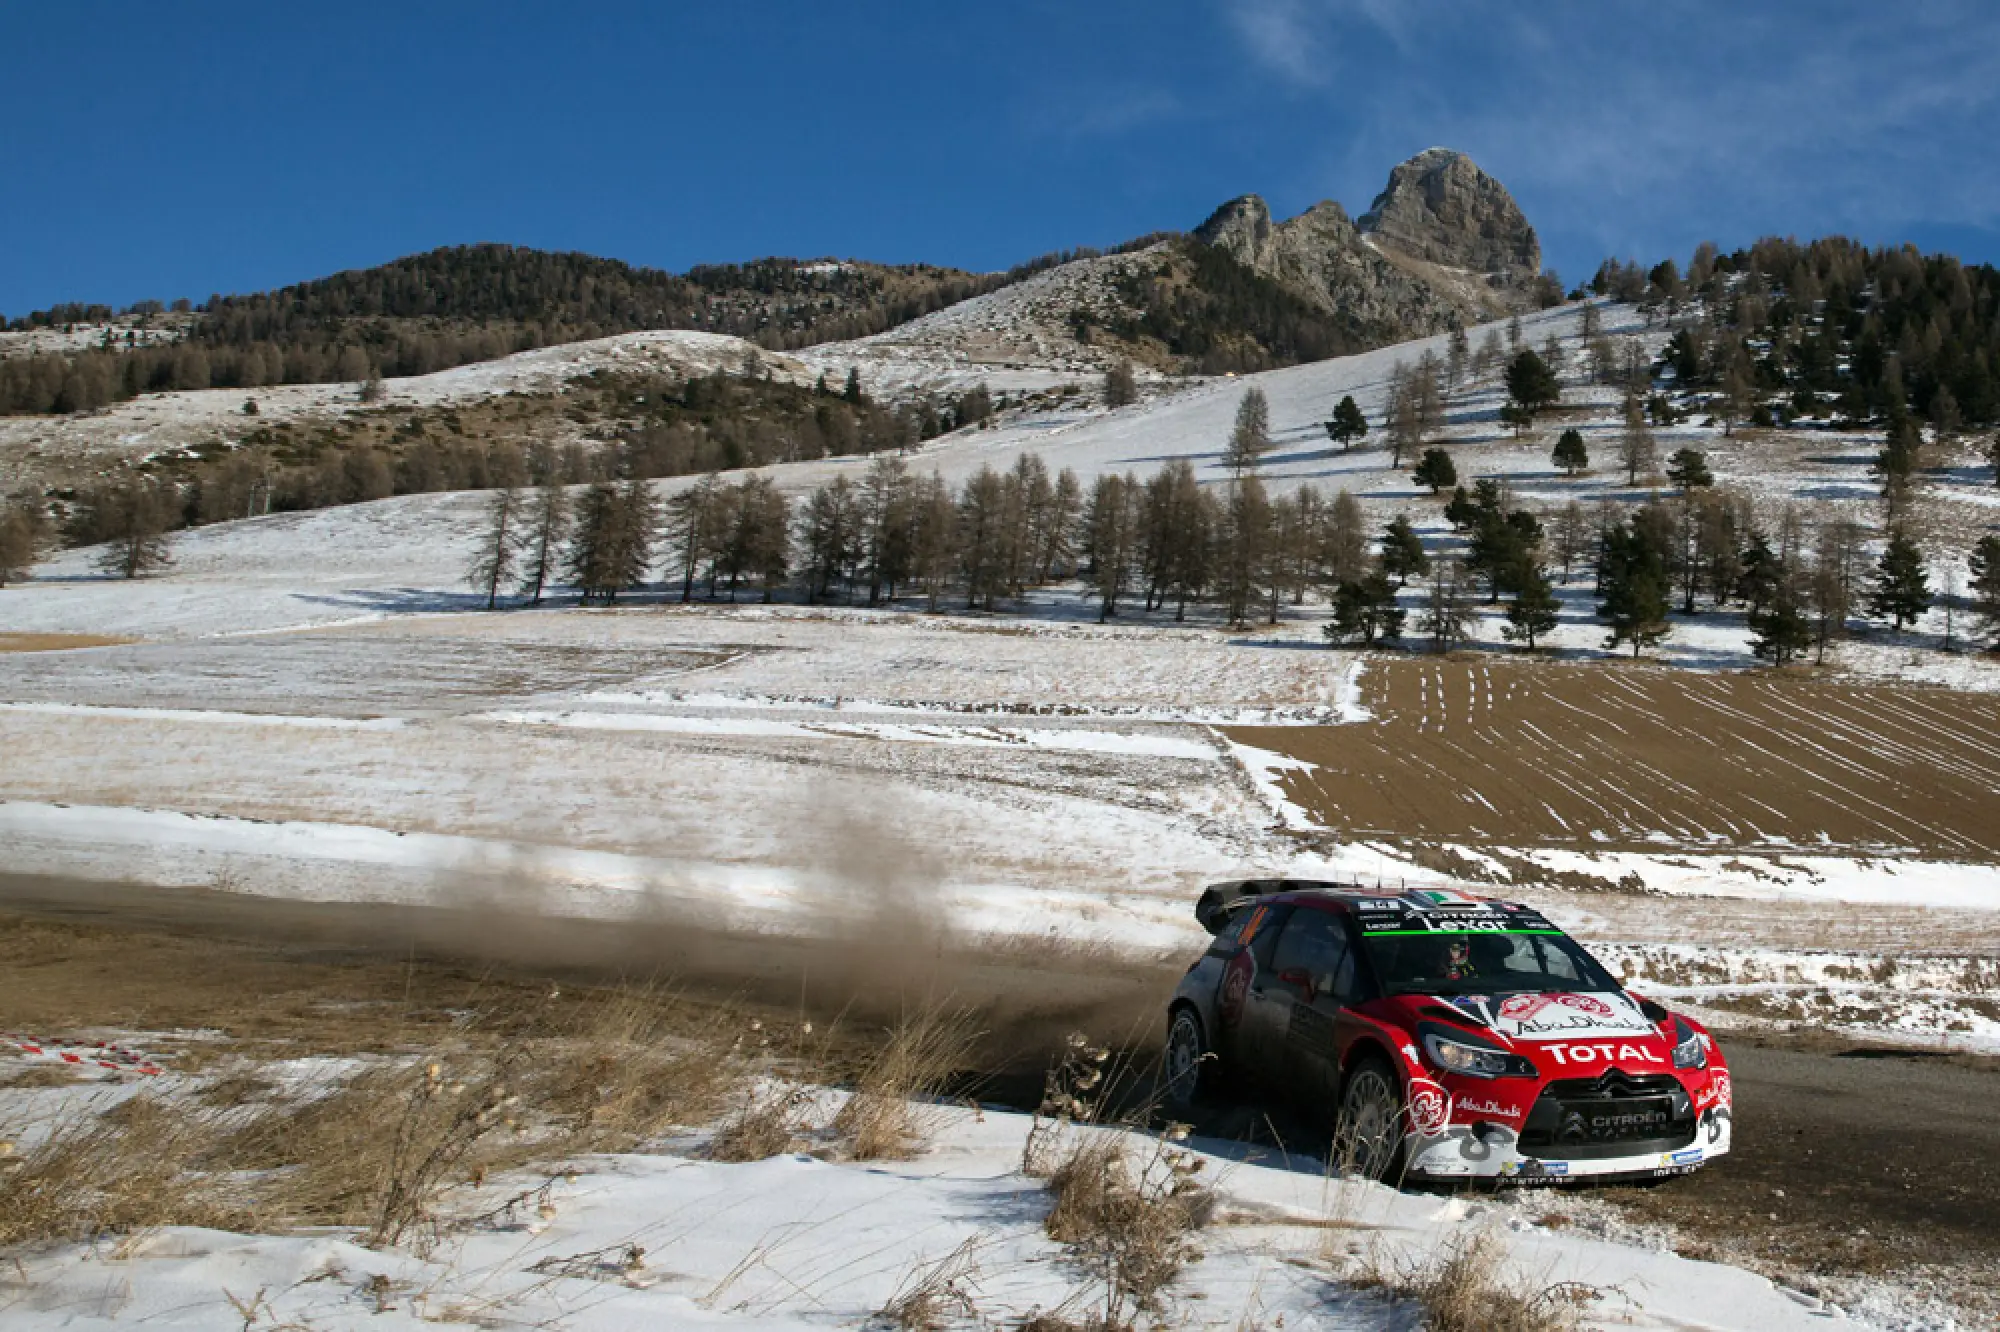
xmin=1223 ymin=0 xmax=1428 ymax=83
xmin=1023 ymin=87 xmax=1184 ymax=142
xmin=1224 ymin=0 xmax=1328 ymax=86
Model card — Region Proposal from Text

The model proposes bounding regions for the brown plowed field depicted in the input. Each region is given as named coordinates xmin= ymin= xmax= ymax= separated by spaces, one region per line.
xmin=1227 ymin=659 xmax=2000 ymax=857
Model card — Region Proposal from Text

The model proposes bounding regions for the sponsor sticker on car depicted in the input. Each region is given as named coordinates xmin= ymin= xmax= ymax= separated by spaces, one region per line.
xmin=1407 ymin=1077 xmax=1452 ymax=1135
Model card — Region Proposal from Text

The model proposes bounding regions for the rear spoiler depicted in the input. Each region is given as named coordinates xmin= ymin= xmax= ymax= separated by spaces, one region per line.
xmin=1194 ymin=881 xmax=1263 ymax=935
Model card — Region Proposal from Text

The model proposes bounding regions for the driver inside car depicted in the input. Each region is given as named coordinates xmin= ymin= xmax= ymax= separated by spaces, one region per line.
xmin=1429 ymin=934 xmax=1477 ymax=981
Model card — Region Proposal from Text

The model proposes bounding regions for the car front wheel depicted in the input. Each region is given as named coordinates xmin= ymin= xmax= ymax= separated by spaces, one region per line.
xmin=1335 ymin=1058 xmax=1407 ymax=1182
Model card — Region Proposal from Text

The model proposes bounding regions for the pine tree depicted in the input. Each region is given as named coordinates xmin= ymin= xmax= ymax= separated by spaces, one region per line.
xmin=612 ymin=478 xmax=659 ymax=597
xmin=467 ymin=486 xmax=524 ymax=610
xmin=563 ymin=482 xmax=620 ymax=602
xmin=844 ymin=366 xmax=864 ymax=403
xmin=1619 ymin=392 xmax=1657 ymax=484
xmin=517 ymin=482 xmax=569 ymax=606
xmin=957 ymin=465 xmax=1010 ymax=610
xmin=1272 ymin=485 xmax=1320 ymax=611
xmin=728 ymin=476 xmax=791 ymax=602
xmin=1869 ymin=529 xmax=1932 ymax=631
xmin=1224 ymin=387 xmax=1272 ymax=474
xmin=91 ymin=483 xmax=177 ymax=580
xmin=1385 ymin=364 xmax=1422 ymax=463
xmin=1412 ymin=448 xmax=1457 ymax=495
xmin=1598 ymin=518 xmax=1672 ymax=657
xmin=1082 ymin=471 xmax=1141 ymax=622
xmin=1503 ymin=563 xmax=1561 ymax=650
xmin=666 ymin=474 xmax=726 ymax=601
xmin=909 ymin=471 xmax=960 ymax=611
xmin=1873 ymin=416 xmax=1921 ymax=521
xmin=1551 ymin=428 xmax=1589 ymax=476
xmin=1749 ymin=579 xmax=1813 ymax=666
xmin=1446 ymin=326 xmax=1470 ymax=392
xmin=1139 ymin=458 xmax=1212 ymax=619
xmin=1321 ymin=490 xmax=1368 ymax=587
xmin=1219 ymin=474 xmax=1271 ymax=626
xmin=1503 ymin=349 xmax=1561 ymax=428
xmin=1466 ymin=507 xmax=1543 ymax=604
xmin=1551 ymin=500 xmax=1592 ymax=583
xmin=1418 ymin=557 xmax=1479 ymax=653
xmin=1325 ymin=568 xmax=1405 ymax=646
xmin=1002 ymin=452 xmax=1055 ymax=595
xmin=1665 ymin=448 xmax=1714 ymax=491
xmin=1379 ymin=514 xmax=1428 ymax=587
xmin=1736 ymin=532 xmax=1782 ymax=616
xmin=859 ymin=455 xmax=914 ymax=603
xmin=1970 ymin=534 xmax=2000 ymax=648
xmin=1104 ymin=360 xmax=1138 ymax=408
xmin=801 ymin=475 xmax=862 ymax=603
xmin=1324 ymin=395 xmax=1368 ymax=451
xmin=1039 ymin=467 xmax=1082 ymax=581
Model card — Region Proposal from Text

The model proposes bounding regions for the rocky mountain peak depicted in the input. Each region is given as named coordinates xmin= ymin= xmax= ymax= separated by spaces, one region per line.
xmin=1192 ymin=195 xmax=1276 ymax=269
xmin=1356 ymin=147 xmax=1540 ymax=279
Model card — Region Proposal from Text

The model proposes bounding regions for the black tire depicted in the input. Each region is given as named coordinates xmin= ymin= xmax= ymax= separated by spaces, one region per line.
xmin=1160 ymin=1007 xmax=1217 ymax=1118
xmin=1334 ymin=1056 xmax=1407 ymax=1182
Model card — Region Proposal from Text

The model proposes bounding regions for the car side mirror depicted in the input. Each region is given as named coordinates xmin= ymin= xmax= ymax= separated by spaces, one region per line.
xmin=1278 ymin=967 xmax=1314 ymax=999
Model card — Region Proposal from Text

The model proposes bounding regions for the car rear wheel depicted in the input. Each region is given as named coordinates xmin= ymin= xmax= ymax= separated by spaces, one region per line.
xmin=1335 ymin=1057 xmax=1406 ymax=1182
xmin=1160 ymin=1007 xmax=1216 ymax=1117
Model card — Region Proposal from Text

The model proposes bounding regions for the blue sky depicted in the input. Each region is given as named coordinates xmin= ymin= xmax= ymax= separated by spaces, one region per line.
xmin=5 ymin=1 xmax=2000 ymax=315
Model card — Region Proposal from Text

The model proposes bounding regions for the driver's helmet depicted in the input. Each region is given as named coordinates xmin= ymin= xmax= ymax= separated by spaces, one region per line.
xmin=1418 ymin=933 xmax=1476 ymax=980
xmin=1441 ymin=934 xmax=1476 ymax=978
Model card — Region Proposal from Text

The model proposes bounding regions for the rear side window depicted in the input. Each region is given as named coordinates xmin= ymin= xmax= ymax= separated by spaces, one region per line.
xmin=1244 ymin=904 xmax=1293 ymax=968
xmin=1270 ymin=909 xmax=1358 ymax=1006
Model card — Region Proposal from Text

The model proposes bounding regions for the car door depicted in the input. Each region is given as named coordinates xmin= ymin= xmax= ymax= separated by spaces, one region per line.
xmin=1226 ymin=903 xmax=1293 ymax=1079
xmin=1266 ymin=908 xmax=1362 ymax=1106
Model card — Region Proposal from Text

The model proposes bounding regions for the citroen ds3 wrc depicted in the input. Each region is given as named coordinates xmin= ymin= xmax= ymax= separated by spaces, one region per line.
xmin=1162 ymin=880 xmax=1732 ymax=1184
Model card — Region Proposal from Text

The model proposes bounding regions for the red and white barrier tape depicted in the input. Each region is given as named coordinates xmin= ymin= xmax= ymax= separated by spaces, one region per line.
xmin=2 ymin=1032 xmax=163 ymax=1076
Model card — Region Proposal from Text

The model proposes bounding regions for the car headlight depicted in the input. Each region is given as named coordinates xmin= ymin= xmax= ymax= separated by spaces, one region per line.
xmin=1417 ymin=1023 xmax=1537 ymax=1079
xmin=1671 ymin=1019 xmax=1707 ymax=1070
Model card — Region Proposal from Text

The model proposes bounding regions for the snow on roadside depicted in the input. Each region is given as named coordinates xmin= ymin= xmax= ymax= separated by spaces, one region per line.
xmin=0 ymin=1099 xmax=1877 ymax=1332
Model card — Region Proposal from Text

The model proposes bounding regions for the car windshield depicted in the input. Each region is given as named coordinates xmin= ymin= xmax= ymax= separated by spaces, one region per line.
xmin=1361 ymin=927 xmax=1621 ymax=997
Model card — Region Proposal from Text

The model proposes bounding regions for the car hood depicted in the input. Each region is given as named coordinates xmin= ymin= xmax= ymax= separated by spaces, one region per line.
xmin=1442 ymin=990 xmax=1660 ymax=1043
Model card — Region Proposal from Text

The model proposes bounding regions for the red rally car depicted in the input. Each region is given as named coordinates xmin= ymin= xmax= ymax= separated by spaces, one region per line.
xmin=1161 ymin=880 xmax=1732 ymax=1183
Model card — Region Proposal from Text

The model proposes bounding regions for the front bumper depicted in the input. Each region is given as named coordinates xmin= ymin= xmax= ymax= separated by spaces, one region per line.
xmin=1403 ymin=1068 xmax=1733 ymax=1184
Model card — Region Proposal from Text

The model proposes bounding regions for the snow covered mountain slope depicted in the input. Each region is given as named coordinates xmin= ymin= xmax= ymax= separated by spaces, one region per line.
xmin=0 ymin=330 xmax=817 ymax=488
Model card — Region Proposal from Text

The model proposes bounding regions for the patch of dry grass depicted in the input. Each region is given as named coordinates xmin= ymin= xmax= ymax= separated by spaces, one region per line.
xmin=519 ymin=985 xmax=738 ymax=1151
xmin=1357 ymin=1229 xmax=1593 ymax=1332
xmin=872 ymin=1234 xmax=985 ymax=1330
xmin=1038 ymin=1129 xmax=1211 ymax=1327
xmin=832 ymin=1005 xmax=978 ymax=1161
xmin=0 ymin=1097 xmax=254 ymax=1248
xmin=708 ymin=1085 xmax=815 ymax=1163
